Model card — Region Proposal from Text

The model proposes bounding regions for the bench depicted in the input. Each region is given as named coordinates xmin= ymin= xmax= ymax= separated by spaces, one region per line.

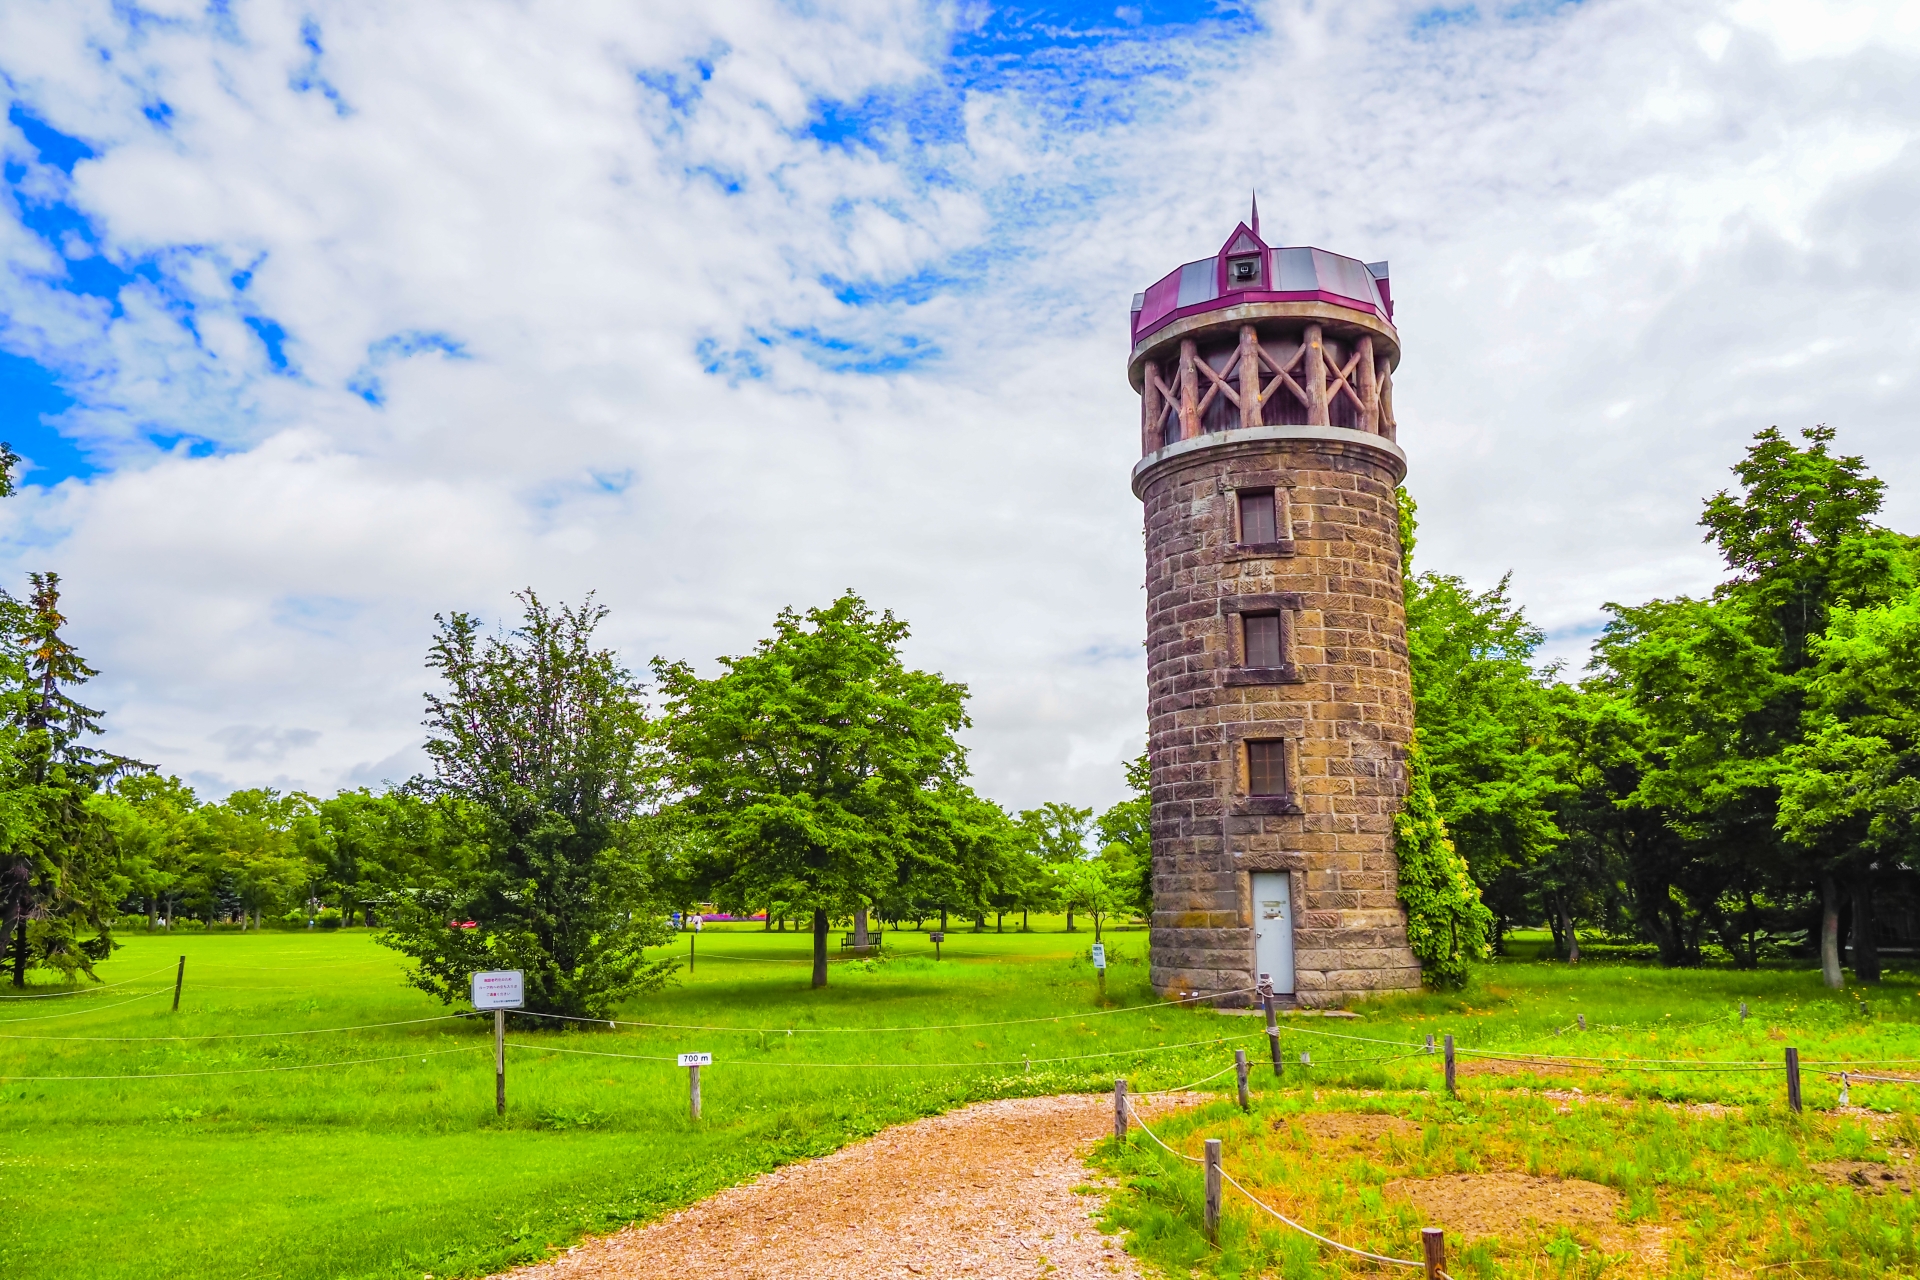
xmin=839 ymin=933 xmax=884 ymax=956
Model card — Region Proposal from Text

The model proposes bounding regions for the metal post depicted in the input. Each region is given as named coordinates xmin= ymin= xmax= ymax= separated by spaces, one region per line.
xmin=494 ymin=1009 xmax=506 ymax=1116
xmin=1260 ymin=975 xmax=1282 ymax=1078
xmin=1421 ymin=1227 xmax=1446 ymax=1280
xmin=1444 ymin=1034 xmax=1456 ymax=1099
xmin=1576 ymin=1014 xmax=1586 ymax=1032
xmin=172 ymin=955 xmax=185 ymax=1012
xmin=1235 ymin=1049 xmax=1250 ymax=1111
xmin=689 ymin=1063 xmax=702 ymax=1121
xmin=1203 ymin=1139 xmax=1222 ymax=1244
xmin=689 ymin=930 xmax=695 ymax=974
xmin=1785 ymin=1046 xmax=1802 ymax=1113
xmin=1740 ymin=1001 xmax=1749 ymax=1022
xmin=1114 ymin=1078 xmax=1128 ymax=1142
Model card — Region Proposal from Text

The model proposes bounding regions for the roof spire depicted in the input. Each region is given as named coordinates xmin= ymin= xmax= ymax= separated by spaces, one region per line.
xmin=1250 ymin=191 xmax=1260 ymax=238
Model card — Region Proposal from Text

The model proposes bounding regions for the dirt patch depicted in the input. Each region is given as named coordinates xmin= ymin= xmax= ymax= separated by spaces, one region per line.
xmin=497 ymin=1094 xmax=1173 ymax=1280
xmin=1814 ymin=1161 xmax=1919 ymax=1196
xmin=1382 ymin=1174 xmax=1635 ymax=1251
xmin=1293 ymin=1112 xmax=1421 ymax=1143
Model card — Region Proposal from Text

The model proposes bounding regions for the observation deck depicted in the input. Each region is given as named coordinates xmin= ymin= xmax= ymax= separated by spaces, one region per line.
xmin=1127 ymin=218 xmax=1403 ymax=492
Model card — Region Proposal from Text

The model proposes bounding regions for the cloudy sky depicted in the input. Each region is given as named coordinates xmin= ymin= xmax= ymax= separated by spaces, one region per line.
xmin=0 ymin=0 xmax=1916 ymax=810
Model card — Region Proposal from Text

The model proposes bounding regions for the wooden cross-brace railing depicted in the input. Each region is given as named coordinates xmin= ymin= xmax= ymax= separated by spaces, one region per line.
xmin=1140 ymin=324 xmax=1393 ymax=452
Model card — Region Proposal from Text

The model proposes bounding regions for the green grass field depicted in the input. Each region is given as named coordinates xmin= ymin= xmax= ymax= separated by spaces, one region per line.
xmin=3 ymin=925 xmax=1918 ymax=1279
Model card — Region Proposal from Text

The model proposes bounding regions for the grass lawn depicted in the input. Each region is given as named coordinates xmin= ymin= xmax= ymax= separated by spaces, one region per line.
xmin=1098 ymin=953 xmax=1920 ymax=1279
xmin=3 ymin=924 xmax=1918 ymax=1279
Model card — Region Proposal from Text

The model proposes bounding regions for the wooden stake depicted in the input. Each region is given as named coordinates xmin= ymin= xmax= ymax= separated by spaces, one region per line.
xmin=171 ymin=955 xmax=185 ymax=1012
xmin=1178 ymin=340 xmax=1200 ymax=440
xmin=1203 ymin=1139 xmax=1222 ymax=1244
xmin=1785 ymin=1046 xmax=1802 ymax=1113
xmin=494 ymin=1009 xmax=506 ymax=1116
xmin=1357 ymin=335 xmax=1378 ymax=432
xmin=1303 ymin=324 xmax=1328 ymax=426
xmin=1577 ymin=1014 xmax=1586 ymax=1032
xmin=1444 ymin=1034 xmax=1456 ymax=1099
xmin=1260 ymin=976 xmax=1282 ymax=1077
xmin=1740 ymin=1001 xmax=1749 ymax=1022
xmin=1421 ymin=1227 xmax=1446 ymax=1280
xmin=1143 ymin=359 xmax=1162 ymax=453
xmin=689 ymin=1063 xmax=702 ymax=1121
xmin=1114 ymin=1078 xmax=1128 ymax=1142
xmin=689 ymin=930 xmax=695 ymax=974
xmin=1235 ymin=1049 xmax=1250 ymax=1111
xmin=1238 ymin=325 xmax=1261 ymax=429
xmin=1425 ymin=1033 xmax=1434 ymax=1053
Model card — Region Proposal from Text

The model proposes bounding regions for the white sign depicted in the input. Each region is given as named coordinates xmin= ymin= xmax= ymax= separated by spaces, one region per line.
xmin=1090 ymin=944 xmax=1107 ymax=970
xmin=471 ymin=970 xmax=524 ymax=1010
xmin=677 ymin=1052 xmax=712 ymax=1067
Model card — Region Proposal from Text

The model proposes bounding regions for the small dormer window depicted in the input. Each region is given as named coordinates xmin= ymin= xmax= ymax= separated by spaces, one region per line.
xmin=1228 ymin=255 xmax=1260 ymax=286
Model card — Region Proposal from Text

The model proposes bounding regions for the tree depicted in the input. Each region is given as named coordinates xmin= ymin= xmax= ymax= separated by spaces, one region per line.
xmin=1020 ymin=802 xmax=1093 ymax=930
xmin=1401 ymin=493 xmax=1565 ymax=946
xmin=1 ymin=572 xmax=138 ymax=985
xmin=377 ymin=592 xmax=675 ymax=1018
xmin=1095 ymin=753 xmax=1152 ymax=920
xmin=657 ymin=592 xmax=969 ymax=986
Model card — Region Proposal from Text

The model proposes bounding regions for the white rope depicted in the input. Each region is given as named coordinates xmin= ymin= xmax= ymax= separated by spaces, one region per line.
xmin=0 ymin=965 xmax=177 ymax=999
xmin=1123 ymin=1094 xmax=1425 ymax=1269
xmin=1217 ymin=1166 xmax=1426 ymax=1269
xmin=512 ymin=986 xmax=1257 ymax=1035
xmin=0 ymin=1013 xmax=468 ymax=1042
xmin=1138 ymin=1060 xmax=1240 ymax=1096
xmin=0 ymin=988 xmax=169 ymax=1024
xmin=507 ymin=1029 xmax=1266 ymax=1071
xmin=0 ymin=1044 xmax=488 ymax=1081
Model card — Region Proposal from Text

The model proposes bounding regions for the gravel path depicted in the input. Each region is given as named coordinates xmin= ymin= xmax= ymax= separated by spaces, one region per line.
xmin=501 ymin=1094 xmax=1160 ymax=1280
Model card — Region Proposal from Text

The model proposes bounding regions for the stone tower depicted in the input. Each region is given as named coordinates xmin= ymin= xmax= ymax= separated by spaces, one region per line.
xmin=1129 ymin=209 xmax=1421 ymax=1007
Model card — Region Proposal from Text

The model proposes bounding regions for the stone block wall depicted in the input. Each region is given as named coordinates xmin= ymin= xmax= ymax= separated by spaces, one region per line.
xmin=1140 ymin=433 xmax=1422 ymax=1006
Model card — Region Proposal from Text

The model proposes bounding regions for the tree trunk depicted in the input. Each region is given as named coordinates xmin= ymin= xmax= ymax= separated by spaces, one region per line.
xmin=11 ymin=918 xmax=25 ymax=988
xmin=1094 ymin=911 xmax=1103 ymax=943
xmin=853 ymin=907 xmax=869 ymax=948
xmin=996 ymin=911 xmax=1004 ymax=933
xmin=811 ymin=909 xmax=828 ymax=989
xmin=1022 ymin=909 xmax=1029 ymax=932
xmin=1559 ymin=899 xmax=1580 ymax=966
xmin=1065 ymin=906 xmax=1075 ymax=933
xmin=939 ymin=907 xmax=948 ymax=932
xmin=1851 ymin=878 xmax=1881 ymax=984
xmin=972 ymin=914 xmax=984 ymax=933
xmin=1820 ymin=875 xmax=1844 ymax=989
xmin=763 ymin=910 xmax=771 ymax=931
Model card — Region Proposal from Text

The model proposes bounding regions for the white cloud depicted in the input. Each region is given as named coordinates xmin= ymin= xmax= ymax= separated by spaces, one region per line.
xmin=0 ymin=0 xmax=1916 ymax=804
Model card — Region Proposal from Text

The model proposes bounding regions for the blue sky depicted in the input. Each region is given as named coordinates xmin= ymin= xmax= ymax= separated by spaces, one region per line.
xmin=0 ymin=0 xmax=1916 ymax=804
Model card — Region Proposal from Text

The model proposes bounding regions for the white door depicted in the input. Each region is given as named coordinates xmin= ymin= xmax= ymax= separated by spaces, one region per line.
xmin=1252 ymin=872 xmax=1295 ymax=995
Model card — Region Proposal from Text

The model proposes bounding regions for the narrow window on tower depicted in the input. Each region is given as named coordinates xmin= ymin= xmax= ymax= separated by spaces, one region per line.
xmin=1244 ymin=613 xmax=1283 ymax=668
xmin=1247 ymin=740 xmax=1287 ymax=797
xmin=1238 ymin=489 xmax=1277 ymax=544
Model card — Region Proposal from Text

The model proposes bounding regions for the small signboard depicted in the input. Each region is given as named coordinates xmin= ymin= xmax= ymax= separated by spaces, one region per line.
xmin=471 ymin=970 xmax=525 ymax=1010
xmin=677 ymin=1052 xmax=712 ymax=1067
xmin=1091 ymin=943 xmax=1107 ymax=970
xmin=928 ymin=932 xmax=945 ymax=942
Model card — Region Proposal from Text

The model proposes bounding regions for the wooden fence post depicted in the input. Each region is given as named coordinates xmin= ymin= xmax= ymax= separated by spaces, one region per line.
xmin=1114 ymin=1078 xmax=1128 ymax=1143
xmin=172 ymin=955 xmax=185 ymax=1012
xmin=1444 ymin=1034 xmax=1457 ymax=1100
xmin=1785 ymin=1047 xmax=1802 ymax=1113
xmin=1203 ymin=1139 xmax=1222 ymax=1244
xmin=494 ymin=1009 xmax=506 ymax=1116
xmin=1260 ymin=975 xmax=1282 ymax=1077
xmin=1235 ymin=1049 xmax=1250 ymax=1111
xmin=689 ymin=1062 xmax=702 ymax=1121
xmin=1576 ymin=1014 xmax=1586 ymax=1032
xmin=1422 ymin=1227 xmax=1446 ymax=1279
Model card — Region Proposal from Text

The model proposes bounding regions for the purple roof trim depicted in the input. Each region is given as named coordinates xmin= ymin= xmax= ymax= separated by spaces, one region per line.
xmin=1131 ymin=237 xmax=1393 ymax=344
xmin=1132 ymin=288 xmax=1387 ymax=345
